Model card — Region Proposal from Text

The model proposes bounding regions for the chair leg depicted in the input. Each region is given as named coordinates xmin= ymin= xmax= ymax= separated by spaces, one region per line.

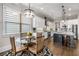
xmin=11 ymin=52 xmax=16 ymax=56
xmin=28 ymin=51 xmax=37 ymax=56
xmin=5 ymin=51 xmax=16 ymax=56
xmin=20 ymin=50 xmax=30 ymax=56
xmin=5 ymin=51 xmax=11 ymax=56
xmin=20 ymin=51 xmax=25 ymax=56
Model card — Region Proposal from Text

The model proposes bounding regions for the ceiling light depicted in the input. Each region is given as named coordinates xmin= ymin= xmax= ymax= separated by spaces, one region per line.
xmin=40 ymin=8 xmax=44 ymax=10
xmin=24 ymin=3 xmax=34 ymax=18
xmin=68 ymin=8 xmax=71 ymax=11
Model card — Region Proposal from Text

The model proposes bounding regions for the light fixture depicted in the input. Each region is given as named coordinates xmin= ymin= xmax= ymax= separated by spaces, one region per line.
xmin=61 ymin=4 xmax=67 ymax=31
xmin=24 ymin=3 xmax=34 ymax=18
xmin=61 ymin=4 xmax=66 ymax=20
xmin=40 ymin=7 xmax=44 ymax=10
xmin=68 ymin=8 xmax=71 ymax=11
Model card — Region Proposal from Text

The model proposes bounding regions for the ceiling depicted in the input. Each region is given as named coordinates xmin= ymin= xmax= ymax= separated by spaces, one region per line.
xmin=22 ymin=3 xmax=79 ymax=21
xmin=4 ymin=3 xmax=79 ymax=22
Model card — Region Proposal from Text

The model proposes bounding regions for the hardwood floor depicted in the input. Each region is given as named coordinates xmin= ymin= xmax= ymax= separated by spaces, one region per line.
xmin=0 ymin=38 xmax=79 ymax=56
xmin=45 ymin=39 xmax=79 ymax=56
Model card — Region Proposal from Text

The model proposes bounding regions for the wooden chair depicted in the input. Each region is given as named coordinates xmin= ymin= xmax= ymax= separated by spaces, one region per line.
xmin=28 ymin=36 xmax=45 ymax=55
xmin=37 ymin=36 xmax=45 ymax=54
xmin=9 ymin=36 xmax=27 ymax=55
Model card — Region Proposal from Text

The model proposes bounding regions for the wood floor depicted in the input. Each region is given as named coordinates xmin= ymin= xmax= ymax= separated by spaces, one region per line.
xmin=45 ymin=39 xmax=79 ymax=56
xmin=0 ymin=38 xmax=79 ymax=56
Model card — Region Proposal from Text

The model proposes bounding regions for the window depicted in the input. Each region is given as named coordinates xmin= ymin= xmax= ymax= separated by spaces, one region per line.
xmin=3 ymin=5 xmax=31 ymax=34
xmin=22 ymin=16 xmax=31 ymax=33
xmin=22 ymin=24 xmax=30 ymax=33
xmin=5 ymin=22 xmax=20 ymax=33
xmin=3 ymin=6 xmax=20 ymax=34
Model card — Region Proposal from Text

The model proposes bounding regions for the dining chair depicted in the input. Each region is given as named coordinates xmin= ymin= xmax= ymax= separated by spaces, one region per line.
xmin=9 ymin=36 xmax=27 ymax=56
xmin=28 ymin=36 xmax=45 ymax=55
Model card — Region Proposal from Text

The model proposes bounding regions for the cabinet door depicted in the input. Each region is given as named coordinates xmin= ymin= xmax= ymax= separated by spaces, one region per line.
xmin=72 ymin=24 xmax=78 ymax=40
xmin=75 ymin=25 xmax=78 ymax=40
xmin=72 ymin=25 xmax=74 ymax=33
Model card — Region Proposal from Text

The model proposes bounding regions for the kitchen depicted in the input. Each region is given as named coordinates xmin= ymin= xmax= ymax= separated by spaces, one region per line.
xmin=0 ymin=3 xmax=79 ymax=56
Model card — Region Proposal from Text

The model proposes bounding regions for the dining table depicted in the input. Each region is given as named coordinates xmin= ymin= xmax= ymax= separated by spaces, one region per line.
xmin=16 ymin=36 xmax=37 ymax=55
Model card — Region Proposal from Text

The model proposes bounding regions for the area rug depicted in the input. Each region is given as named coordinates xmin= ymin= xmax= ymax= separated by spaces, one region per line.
xmin=0 ymin=47 xmax=53 ymax=56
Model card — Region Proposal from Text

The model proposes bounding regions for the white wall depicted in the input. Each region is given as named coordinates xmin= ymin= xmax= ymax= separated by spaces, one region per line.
xmin=33 ymin=15 xmax=45 ymax=28
xmin=0 ymin=4 xmax=18 ymax=53
xmin=33 ymin=16 xmax=56 ymax=32
xmin=47 ymin=21 xmax=55 ymax=31
xmin=33 ymin=15 xmax=56 ymax=31
xmin=0 ymin=4 xmax=11 ymax=53
xmin=0 ymin=4 xmax=3 ymax=34
xmin=0 ymin=35 xmax=11 ymax=53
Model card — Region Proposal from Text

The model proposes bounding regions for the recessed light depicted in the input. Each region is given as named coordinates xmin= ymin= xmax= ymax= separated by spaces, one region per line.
xmin=68 ymin=8 xmax=71 ymax=11
xmin=40 ymin=8 xmax=44 ymax=10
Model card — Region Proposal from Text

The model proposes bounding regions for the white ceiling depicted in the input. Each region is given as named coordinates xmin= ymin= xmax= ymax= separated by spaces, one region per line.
xmin=4 ymin=3 xmax=79 ymax=21
xmin=22 ymin=3 xmax=79 ymax=21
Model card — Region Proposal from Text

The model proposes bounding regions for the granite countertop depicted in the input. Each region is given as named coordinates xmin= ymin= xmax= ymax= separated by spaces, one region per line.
xmin=53 ymin=31 xmax=75 ymax=36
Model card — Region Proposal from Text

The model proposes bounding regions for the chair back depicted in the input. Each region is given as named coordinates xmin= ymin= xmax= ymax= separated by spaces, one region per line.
xmin=10 ymin=37 xmax=16 ymax=53
xmin=37 ymin=36 xmax=44 ymax=53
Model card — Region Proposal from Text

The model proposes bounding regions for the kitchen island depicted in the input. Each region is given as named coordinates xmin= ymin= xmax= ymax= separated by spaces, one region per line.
xmin=53 ymin=31 xmax=76 ymax=48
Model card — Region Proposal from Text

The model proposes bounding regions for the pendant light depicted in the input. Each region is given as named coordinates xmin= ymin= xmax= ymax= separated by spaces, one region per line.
xmin=61 ymin=4 xmax=67 ymax=31
xmin=61 ymin=4 xmax=66 ymax=21
xmin=24 ymin=3 xmax=34 ymax=18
